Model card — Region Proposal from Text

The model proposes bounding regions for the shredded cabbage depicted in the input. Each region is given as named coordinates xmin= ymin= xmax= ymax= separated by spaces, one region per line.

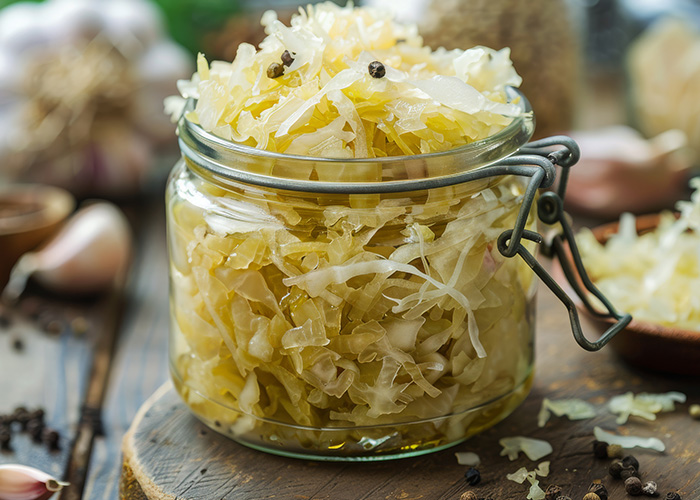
xmin=608 ymin=391 xmax=686 ymax=424
xmin=528 ymin=481 xmax=546 ymax=500
xmin=593 ymin=426 xmax=665 ymax=452
xmin=455 ymin=451 xmax=480 ymax=466
xmin=499 ymin=436 xmax=553 ymax=461
xmin=168 ymin=2 xmax=525 ymax=159
xmin=507 ymin=462 xmax=549 ymax=500
xmin=577 ymin=178 xmax=700 ymax=330
xmin=537 ymin=398 xmax=596 ymax=427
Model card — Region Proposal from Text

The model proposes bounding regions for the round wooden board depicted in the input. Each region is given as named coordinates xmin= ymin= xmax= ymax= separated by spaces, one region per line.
xmin=120 ymin=382 xmax=489 ymax=500
xmin=121 ymin=288 xmax=700 ymax=500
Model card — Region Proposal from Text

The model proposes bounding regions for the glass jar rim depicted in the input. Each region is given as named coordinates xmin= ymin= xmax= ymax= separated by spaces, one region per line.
xmin=177 ymin=87 xmax=535 ymax=194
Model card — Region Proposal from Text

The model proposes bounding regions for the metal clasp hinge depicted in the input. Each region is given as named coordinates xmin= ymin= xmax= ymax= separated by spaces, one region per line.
xmin=495 ymin=136 xmax=632 ymax=351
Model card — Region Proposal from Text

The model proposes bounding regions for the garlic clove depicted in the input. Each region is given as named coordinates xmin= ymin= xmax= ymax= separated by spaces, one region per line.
xmin=2 ymin=202 xmax=132 ymax=300
xmin=0 ymin=464 xmax=69 ymax=500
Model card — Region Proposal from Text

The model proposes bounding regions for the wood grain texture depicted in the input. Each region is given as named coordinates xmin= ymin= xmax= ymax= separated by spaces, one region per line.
xmin=121 ymin=289 xmax=700 ymax=500
xmin=0 ymin=200 xmax=169 ymax=500
xmin=82 ymin=203 xmax=171 ymax=500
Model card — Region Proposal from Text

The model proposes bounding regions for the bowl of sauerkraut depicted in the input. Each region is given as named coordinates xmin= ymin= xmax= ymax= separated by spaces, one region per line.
xmin=569 ymin=185 xmax=700 ymax=375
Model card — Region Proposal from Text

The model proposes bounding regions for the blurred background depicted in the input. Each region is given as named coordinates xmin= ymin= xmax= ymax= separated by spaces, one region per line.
xmin=0 ymin=2 xmax=698 ymax=497
xmin=0 ymin=0 xmax=699 ymax=282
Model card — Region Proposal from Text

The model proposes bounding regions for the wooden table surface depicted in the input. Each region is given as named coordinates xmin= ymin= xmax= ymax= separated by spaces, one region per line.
xmin=1 ymin=199 xmax=699 ymax=500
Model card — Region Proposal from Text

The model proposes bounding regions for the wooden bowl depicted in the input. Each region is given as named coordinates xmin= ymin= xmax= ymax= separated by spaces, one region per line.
xmin=0 ymin=184 xmax=75 ymax=289
xmin=553 ymin=213 xmax=700 ymax=375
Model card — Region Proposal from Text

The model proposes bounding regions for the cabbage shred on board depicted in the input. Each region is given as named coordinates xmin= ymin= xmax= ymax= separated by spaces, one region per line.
xmin=166 ymin=2 xmax=538 ymax=457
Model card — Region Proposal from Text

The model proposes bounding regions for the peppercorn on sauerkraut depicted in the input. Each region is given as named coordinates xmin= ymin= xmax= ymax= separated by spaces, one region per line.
xmin=167 ymin=2 xmax=537 ymax=458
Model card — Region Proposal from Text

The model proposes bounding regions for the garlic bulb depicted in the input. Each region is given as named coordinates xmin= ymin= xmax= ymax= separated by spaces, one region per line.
xmin=0 ymin=464 xmax=69 ymax=500
xmin=2 ymin=202 xmax=132 ymax=300
xmin=0 ymin=0 xmax=192 ymax=195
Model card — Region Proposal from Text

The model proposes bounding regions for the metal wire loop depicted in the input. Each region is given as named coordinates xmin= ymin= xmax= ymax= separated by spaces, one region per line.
xmin=495 ymin=136 xmax=632 ymax=351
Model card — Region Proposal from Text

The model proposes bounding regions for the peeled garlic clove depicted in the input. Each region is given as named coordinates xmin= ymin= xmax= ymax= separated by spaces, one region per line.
xmin=0 ymin=464 xmax=69 ymax=500
xmin=2 ymin=202 xmax=132 ymax=300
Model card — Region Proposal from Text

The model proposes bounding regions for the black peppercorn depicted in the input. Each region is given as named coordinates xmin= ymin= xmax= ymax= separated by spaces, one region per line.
xmin=609 ymin=460 xmax=624 ymax=479
xmin=281 ymin=50 xmax=295 ymax=67
xmin=464 ymin=467 xmax=481 ymax=486
xmin=266 ymin=62 xmax=284 ymax=79
xmin=626 ymin=477 xmax=643 ymax=496
xmin=29 ymin=408 xmax=45 ymax=424
xmin=13 ymin=407 xmax=30 ymax=430
xmin=545 ymin=485 xmax=563 ymax=500
xmin=44 ymin=428 xmax=60 ymax=450
xmin=588 ymin=483 xmax=608 ymax=500
xmin=622 ymin=455 xmax=640 ymax=471
xmin=664 ymin=493 xmax=681 ymax=500
xmin=642 ymin=481 xmax=658 ymax=497
xmin=555 ymin=496 xmax=572 ymax=500
xmin=620 ymin=466 xmax=639 ymax=480
xmin=11 ymin=336 xmax=24 ymax=352
xmin=368 ymin=60 xmax=386 ymax=78
xmin=27 ymin=420 xmax=44 ymax=443
xmin=0 ymin=429 xmax=11 ymax=451
xmin=593 ymin=440 xmax=608 ymax=459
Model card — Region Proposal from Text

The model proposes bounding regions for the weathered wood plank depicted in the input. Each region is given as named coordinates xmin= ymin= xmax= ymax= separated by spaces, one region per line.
xmin=120 ymin=289 xmax=700 ymax=499
xmin=0 ymin=289 xmax=115 ymax=486
xmin=82 ymin=203 xmax=171 ymax=500
xmin=0 ymin=199 xmax=164 ymax=500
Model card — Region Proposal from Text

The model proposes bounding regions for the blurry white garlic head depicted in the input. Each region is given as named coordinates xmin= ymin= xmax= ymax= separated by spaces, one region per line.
xmin=0 ymin=0 xmax=192 ymax=196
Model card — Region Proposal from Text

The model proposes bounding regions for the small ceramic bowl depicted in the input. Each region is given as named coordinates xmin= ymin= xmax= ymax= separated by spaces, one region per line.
xmin=0 ymin=184 xmax=75 ymax=289
xmin=553 ymin=213 xmax=700 ymax=375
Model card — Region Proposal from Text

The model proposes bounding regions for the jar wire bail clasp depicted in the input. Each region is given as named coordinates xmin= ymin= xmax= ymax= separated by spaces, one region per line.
xmin=495 ymin=135 xmax=632 ymax=351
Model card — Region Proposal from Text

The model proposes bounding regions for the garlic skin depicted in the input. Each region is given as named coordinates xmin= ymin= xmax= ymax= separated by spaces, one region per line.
xmin=0 ymin=464 xmax=69 ymax=500
xmin=565 ymin=126 xmax=692 ymax=217
xmin=3 ymin=202 xmax=132 ymax=300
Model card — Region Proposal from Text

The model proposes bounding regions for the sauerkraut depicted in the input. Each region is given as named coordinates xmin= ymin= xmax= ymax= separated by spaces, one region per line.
xmin=167 ymin=2 xmax=525 ymax=159
xmin=168 ymin=167 xmax=537 ymax=456
xmin=166 ymin=2 xmax=537 ymax=458
xmin=577 ymin=178 xmax=700 ymax=331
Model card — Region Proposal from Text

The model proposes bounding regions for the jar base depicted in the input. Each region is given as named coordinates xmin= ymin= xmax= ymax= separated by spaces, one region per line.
xmin=171 ymin=365 xmax=534 ymax=462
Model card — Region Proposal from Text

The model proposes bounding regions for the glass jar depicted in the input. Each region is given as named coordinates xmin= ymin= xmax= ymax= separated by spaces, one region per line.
xmin=166 ymin=89 xmax=540 ymax=461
